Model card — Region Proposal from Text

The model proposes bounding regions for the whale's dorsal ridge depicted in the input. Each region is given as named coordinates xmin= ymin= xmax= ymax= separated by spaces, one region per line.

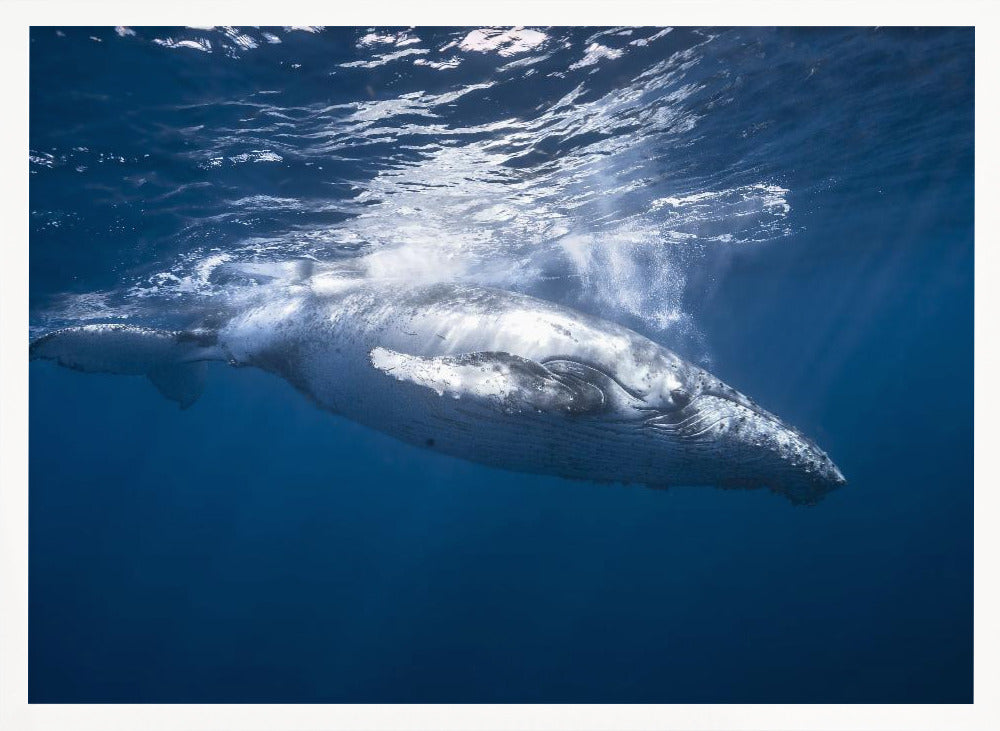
xmin=369 ymin=347 xmax=606 ymax=415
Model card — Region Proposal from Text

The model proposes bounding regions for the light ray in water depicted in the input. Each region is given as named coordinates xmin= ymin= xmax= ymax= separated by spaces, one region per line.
xmin=30 ymin=26 xmax=795 ymax=369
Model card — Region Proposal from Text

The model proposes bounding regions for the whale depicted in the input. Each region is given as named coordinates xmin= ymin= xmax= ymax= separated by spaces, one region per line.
xmin=30 ymin=274 xmax=845 ymax=504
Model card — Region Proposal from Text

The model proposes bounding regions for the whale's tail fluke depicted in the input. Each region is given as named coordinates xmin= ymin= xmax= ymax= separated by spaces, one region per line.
xmin=29 ymin=324 xmax=223 ymax=408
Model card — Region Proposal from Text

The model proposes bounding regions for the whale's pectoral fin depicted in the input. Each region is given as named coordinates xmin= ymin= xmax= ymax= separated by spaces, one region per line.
xmin=30 ymin=324 xmax=222 ymax=409
xmin=147 ymin=362 xmax=207 ymax=409
xmin=369 ymin=347 xmax=606 ymax=415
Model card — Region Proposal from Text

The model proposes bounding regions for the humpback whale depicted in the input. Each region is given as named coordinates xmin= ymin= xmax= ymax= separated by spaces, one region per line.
xmin=30 ymin=275 xmax=845 ymax=504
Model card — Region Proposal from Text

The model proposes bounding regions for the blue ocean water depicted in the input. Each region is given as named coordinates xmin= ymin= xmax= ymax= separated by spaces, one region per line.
xmin=29 ymin=26 xmax=973 ymax=703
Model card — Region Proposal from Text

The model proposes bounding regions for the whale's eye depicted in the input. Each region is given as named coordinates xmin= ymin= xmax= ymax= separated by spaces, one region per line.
xmin=671 ymin=389 xmax=692 ymax=408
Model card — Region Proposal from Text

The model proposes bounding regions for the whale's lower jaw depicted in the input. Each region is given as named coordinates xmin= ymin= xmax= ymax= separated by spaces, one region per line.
xmin=389 ymin=426 xmax=841 ymax=505
xmin=337 ymin=390 xmax=842 ymax=505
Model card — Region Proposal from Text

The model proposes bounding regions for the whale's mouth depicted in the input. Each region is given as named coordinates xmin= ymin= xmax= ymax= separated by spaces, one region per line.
xmin=644 ymin=386 xmax=846 ymax=498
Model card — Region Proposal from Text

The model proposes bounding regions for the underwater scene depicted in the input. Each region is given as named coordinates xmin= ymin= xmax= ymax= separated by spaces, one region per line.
xmin=29 ymin=26 xmax=973 ymax=702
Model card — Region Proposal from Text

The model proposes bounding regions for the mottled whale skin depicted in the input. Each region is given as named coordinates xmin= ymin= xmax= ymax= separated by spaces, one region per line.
xmin=30 ymin=277 xmax=845 ymax=504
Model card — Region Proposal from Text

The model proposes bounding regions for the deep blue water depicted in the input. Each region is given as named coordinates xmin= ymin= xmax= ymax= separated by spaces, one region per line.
xmin=29 ymin=26 xmax=973 ymax=703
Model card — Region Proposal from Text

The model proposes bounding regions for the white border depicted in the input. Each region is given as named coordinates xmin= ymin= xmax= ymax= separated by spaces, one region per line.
xmin=2 ymin=2 xmax=996 ymax=729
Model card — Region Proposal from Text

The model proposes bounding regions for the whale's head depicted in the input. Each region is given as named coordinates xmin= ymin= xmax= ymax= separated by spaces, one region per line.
xmin=546 ymin=345 xmax=845 ymax=504
xmin=622 ymin=354 xmax=847 ymax=504
xmin=642 ymin=371 xmax=846 ymax=504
